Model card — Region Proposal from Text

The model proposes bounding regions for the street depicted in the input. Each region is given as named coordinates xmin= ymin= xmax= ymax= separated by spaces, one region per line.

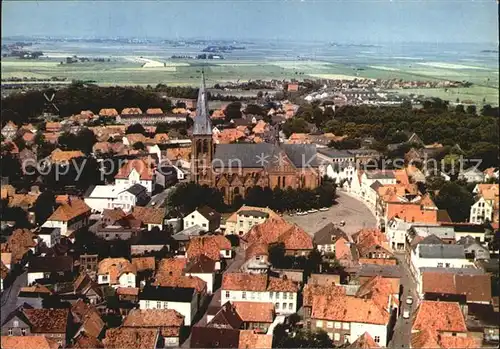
xmin=1 ymin=271 xmax=27 ymax=325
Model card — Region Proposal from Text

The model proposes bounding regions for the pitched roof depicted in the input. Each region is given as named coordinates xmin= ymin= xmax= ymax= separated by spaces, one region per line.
xmin=123 ymin=309 xmax=184 ymax=336
xmin=190 ymin=326 xmax=240 ymax=348
xmin=313 ymin=223 xmax=349 ymax=245
xmin=192 ymin=72 xmax=212 ymax=136
xmin=153 ymin=273 xmax=207 ymax=293
xmin=303 ymin=283 xmax=346 ymax=307
xmin=139 ymin=285 xmax=195 ymax=302
xmin=102 ymin=208 xmax=127 ymax=223
xmin=353 ymin=228 xmax=392 ymax=258
xmin=195 ymin=206 xmax=221 ymax=221
xmin=207 ymin=302 xmax=243 ymax=329
xmin=244 ymin=242 xmax=269 ymax=261
xmin=23 ymin=308 xmax=70 ymax=333
xmin=132 ymin=257 xmax=156 ymax=272
xmin=186 ymin=235 xmax=231 ymax=261
xmin=71 ymin=300 xmax=105 ymax=339
xmin=4 ymin=228 xmax=37 ymax=263
xmin=47 ymin=198 xmax=90 ymax=222
xmin=421 ymin=272 xmax=492 ymax=303
xmin=386 ymin=202 xmax=440 ymax=224
xmin=348 ymin=332 xmax=380 ymax=349
xmin=103 ymin=328 xmax=158 ymax=349
xmin=238 ymin=330 xmax=273 ymax=349
xmin=226 ymin=205 xmax=280 ymax=224
xmin=131 ymin=206 xmax=165 ymax=225
xmin=121 ymin=107 xmax=143 ymax=115
xmin=27 ymin=256 xmax=73 ymax=273
xmin=99 ymin=108 xmax=119 ymax=117
xmin=97 ymin=258 xmax=136 ymax=284
xmin=146 ymin=108 xmax=163 ymax=115
xmin=184 ymin=255 xmax=217 ymax=273
xmin=49 ymin=148 xmax=84 ymax=163
xmin=115 ymin=159 xmax=154 ymax=180
xmin=222 ymin=273 xmax=298 ymax=292
xmin=0 ymin=336 xmax=59 ymax=349
xmin=72 ymin=331 xmax=104 ymax=349
xmin=412 ymin=301 xmax=467 ymax=333
xmin=232 ymin=302 xmax=275 ymax=323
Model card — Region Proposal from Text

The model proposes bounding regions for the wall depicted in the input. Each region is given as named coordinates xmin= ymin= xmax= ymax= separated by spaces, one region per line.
xmin=118 ymin=272 xmax=136 ymax=288
xmin=186 ymin=272 xmax=214 ymax=294
xmin=42 ymin=220 xmax=68 ymax=236
xmin=27 ymin=272 xmax=44 ymax=285
xmin=350 ymin=322 xmax=388 ymax=347
xmin=183 ymin=211 xmax=209 ymax=232
xmin=221 ymin=290 xmax=297 ymax=314
xmin=139 ymin=299 xmax=195 ymax=326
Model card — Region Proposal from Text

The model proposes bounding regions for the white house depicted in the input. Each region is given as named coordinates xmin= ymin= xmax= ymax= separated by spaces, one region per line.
xmin=41 ymin=198 xmax=91 ymax=237
xmin=139 ymin=285 xmax=198 ymax=326
xmin=26 ymin=256 xmax=73 ymax=285
xmin=183 ymin=255 xmax=216 ymax=294
xmin=221 ymin=273 xmax=299 ymax=315
xmin=470 ymin=197 xmax=495 ymax=224
xmin=459 ymin=167 xmax=485 ymax=183
xmin=183 ymin=206 xmax=221 ymax=232
xmin=1 ymin=121 xmax=18 ymax=140
xmin=409 ymin=239 xmax=475 ymax=279
xmin=224 ymin=205 xmax=278 ymax=236
xmin=115 ymin=159 xmax=155 ymax=194
xmin=35 ymin=227 xmax=61 ymax=249
xmin=97 ymin=258 xmax=136 ymax=288
xmin=84 ymin=183 xmax=149 ymax=213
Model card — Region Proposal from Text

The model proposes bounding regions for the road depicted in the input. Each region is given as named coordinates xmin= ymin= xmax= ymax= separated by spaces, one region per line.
xmin=1 ymin=271 xmax=27 ymax=325
xmin=285 ymin=191 xmax=377 ymax=236
xmin=388 ymin=253 xmax=419 ymax=348
xmin=147 ymin=186 xmax=176 ymax=208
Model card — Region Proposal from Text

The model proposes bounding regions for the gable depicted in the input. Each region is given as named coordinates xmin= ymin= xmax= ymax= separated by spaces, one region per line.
xmin=2 ymin=314 xmax=30 ymax=329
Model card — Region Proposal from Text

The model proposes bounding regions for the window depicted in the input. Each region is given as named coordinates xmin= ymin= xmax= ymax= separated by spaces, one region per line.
xmin=327 ymin=333 xmax=333 ymax=340
xmin=21 ymin=329 xmax=26 ymax=336
xmin=145 ymin=301 xmax=150 ymax=308
xmin=202 ymin=223 xmax=207 ymax=227
xmin=282 ymin=302 xmax=286 ymax=309
xmin=275 ymin=303 xmax=279 ymax=309
xmin=445 ymin=263 xmax=450 ymax=268
xmin=374 ymin=336 xmax=380 ymax=343
xmin=251 ymin=292 xmax=255 ymax=300
xmin=102 ymin=275 xmax=108 ymax=282
xmin=13 ymin=321 xmax=18 ymax=327
xmin=242 ymin=291 xmax=247 ymax=299
xmin=276 ymin=292 xmax=280 ymax=299
xmin=163 ymin=302 xmax=168 ymax=309
xmin=342 ymin=322 xmax=349 ymax=330
xmin=269 ymin=292 xmax=273 ymax=299
xmin=316 ymin=320 xmax=323 ymax=328
xmin=327 ymin=321 xmax=333 ymax=328
xmin=225 ymin=291 xmax=230 ymax=298
xmin=8 ymin=328 xmax=13 ymax=336
xmin=156 ymin=301 xmax=161 ymax=309
xmin=288 ymin=303 xmax=293 ymax=310
xmin=334 ymin=322 xmax=341 ymax=329
xmin=334 ymin=333 xmax=340 ymax=341
xmin=289 ymin=293 xmax=294 ymax=300
xmin=283 ymin=293 xmax=287 ymax=300
xmin=437 ymin=263 xmax=443 ymax=267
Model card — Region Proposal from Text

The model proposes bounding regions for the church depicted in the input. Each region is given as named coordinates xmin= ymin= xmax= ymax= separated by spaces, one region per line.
xmin=191 ymin=73 xmax=320 ymax=204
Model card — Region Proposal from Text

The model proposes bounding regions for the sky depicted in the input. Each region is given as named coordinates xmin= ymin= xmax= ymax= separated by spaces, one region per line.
xmin=1 ymin=0 xmax=498 ymax=44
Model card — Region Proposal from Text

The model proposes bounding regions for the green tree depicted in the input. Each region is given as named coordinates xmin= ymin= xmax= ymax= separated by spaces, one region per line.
xmin=224 ymin=102 xmax=243 ymax=121
xmin=434 ymin=182 xmax=474 ymax=222
xmin=133 ymin=141 xmax=145 ymax=150
xmin=282 ymin=118 xmax=309 ymax=138
xmin=33 ymin=190 xmax=56 ymax=225
xmin=466 ymin=105 xmax=477 ymax=115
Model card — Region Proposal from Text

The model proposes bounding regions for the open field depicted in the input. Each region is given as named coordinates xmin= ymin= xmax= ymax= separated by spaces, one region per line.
xmin=388 ymin=86 xmax=499 ymax=106
xmin=1 ymin=55 xmax=498 ymax=105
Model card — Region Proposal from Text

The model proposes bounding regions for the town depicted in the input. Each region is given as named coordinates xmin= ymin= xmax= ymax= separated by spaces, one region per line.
xmin=0 ymin=70 xmax=498 ymax=349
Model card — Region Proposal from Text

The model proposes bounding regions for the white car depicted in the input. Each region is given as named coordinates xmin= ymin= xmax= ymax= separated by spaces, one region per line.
xmin=319 ymin=207 xmax=329 ymax=212
xmin=403 ymin=309 xmax=410 ymax=319
xmin=406 ymin=296 xmax=413 ymax=305
xmin=339 ymin=220 xmax=346 ymax=226
xmin=308 ymin=209 xmax=318 ymax=213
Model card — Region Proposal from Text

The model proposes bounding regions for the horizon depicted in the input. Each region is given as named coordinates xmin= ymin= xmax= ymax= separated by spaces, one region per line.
xmin=2 ymin=0 xmax=498 ymax=44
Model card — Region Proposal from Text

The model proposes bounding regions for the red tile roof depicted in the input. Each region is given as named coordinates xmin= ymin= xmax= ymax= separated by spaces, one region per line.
xmin=1 ymin=336 xmax=59 ymax=349
xmin=421 ymin=272 xmax=492 ymax=303
xmin=186 ymin=235 xmax=231 ymax=261
xmin=123 ymin=309 xmax=184 ymax=337
xmin=222 ymin=273 xmax=298 ymax=292
xmin=348 ymin=332 xmax=380 ymax=349
xmin=238 ymin=330 xmax=273 ymax=349
xmin=232 ymin=302 xmax=275 ymax=323
xmin=47 ymin=198 xmax=90 ymax=222
xmin=412 ymin=301 xmax=467 ymax=334
xmin=23 ymin=308 xmax=70 ymax=333
xmin=97 ymin=258 xmax=136 ymax=284
xmin=103 ymin=328 xmax=158 ymax=349
xmin=115 ymin=159 xmax=154 ymax=180
xmin=303 ymin=283 xmax=346 ymax=307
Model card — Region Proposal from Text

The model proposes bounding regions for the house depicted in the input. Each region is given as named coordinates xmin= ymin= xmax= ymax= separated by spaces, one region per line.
xmin=72 ymin=273 xmax=104 ymax=305
xmin=241 ymin=243 xmax=270 ymax=274
xmin=408 ymin=235 xmax=475 ymax=279
xmin=99 ymin=108 xmax=119 ymax=118
xmin=122 ymin=309 xmax=184 ymax=347
xmin=2 ymin=229 xmax=38 ymax=264
xmin=457 ymin=236 xmax=490 ymax=260
xmin=410 ymin=300 xmax=479 ymax=349
xmin=42 ymin=198 xmax=91 ymax=237
xmin=232 ymin=301 xmax=275 ymax=333
xmin=71 ymin=300 xmax=105 ymax=340
xmin=441 ymin=222 xmax=489 ymax=243
xmin=470 ymin=184 xmax=499 ymax=225
xmin=49 ymin=149 xmax=85 ymax=165
xmin=419 ymin=271 xmax=491 ymax=304
xmin=84 ymin=183 xmax=149 ymax=213
xmin=79 ymin=254 xmax=99 ymax=278
xmin=221 ymin=273 xmax=299 ymax=315
xmin=317 ymin=148 xmax=356 ymax=185
xmin=132 ymin=206 xmax=165 ymax=231
xmin=458 ymin=167 xmax=485 ymax=183
xmin=224 ymin=205 xmax=279 ymax=236
xmin=352 ymin=229 xmax=395 ymax=264
xmin=26 ymin=255 xmax=74 ymax=285
xmin=1 ymin=307 xmax=72 ymax=347
xmin=103 ymin=328 xmax=160 ymax=349
xmin=466 ymin=303 xmax=500 ymax=345
xmin=347 ymin=332 xmax=380 ymax=349
xmin=313 ymin=223 xmax=351 ymax=257
xmin=35 ymin=227 xmax=61 ymax=248
xmin=2 ymin=121 xmax=18 ymax=140
xmin=71 ymin=332 xmax=104 ymax=349
xmin=186 ymin=234 xmax=233 ymax=262
xmin=97 ymin=258 xmax=136 ymax=288
xmin=242 ymin=218 xmax=313 ymax=256
xmin=184 ymin=255 xmax=217 ymax=294
xmin=183 ymin=206 xmax=221 ymax=232
xmin=483 ymin=167 xmax=499 ymax=181
xmin=114 ymin=159 xmax=155 ymax=194
xmin=356 ymin=170 xmax=398 ymax=206
xmin=302 ymin=283 xmax=346 ymax=327
xmin=95 ymin=218 xmax=142 ymax=241
xmin=310 ymin=276 xmax=398 ymax=346
xmin=139 ymin=285 xmax=198 ymax=326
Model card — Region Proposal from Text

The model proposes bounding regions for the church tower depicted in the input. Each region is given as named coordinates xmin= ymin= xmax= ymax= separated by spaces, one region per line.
xmin=191 ymin=71 xmax=214 ymax=186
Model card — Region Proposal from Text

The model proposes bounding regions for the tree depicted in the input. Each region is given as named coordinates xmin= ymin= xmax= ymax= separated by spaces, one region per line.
xmin=224 ymin=102 xmax=243 ymax=121
xmin=466 ymin=142 xmax=499 ymax=169
xmin=273 ymin=327 xmax=333 ymax=348
xmin=328 ymin=138 xmax=361 ymax=150
xmin=133 ymin=141 xmax=145 ymax=150
xmin=269 ymin=243 xmax=285 ymax=267
xmin=434 ymin=182 xmax=474 ymax=222
xmin=33 ymin=190 xmax=56 ymax=225
xmin=282 ymin=118 xmax=309 ymax=138
xmin=126 ymin=123 xmax=146 ymax=135
xmin=454 ymin=104 xmax=465 ymax=114
xmin=466 ymin=105 xmax=477 ymax=115
xmin=481 ymin=104 xmax=499 ymax=117
xmin=244 ymin=104 xmax=266 ymax=116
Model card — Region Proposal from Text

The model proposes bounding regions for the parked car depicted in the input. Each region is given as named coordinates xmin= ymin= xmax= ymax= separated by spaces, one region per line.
xmin=307 ymin=209 xmax=318 ymax=213
xmin=319 ymin=207 xmax=329 ymax=212
xmin=406 ymin=296 xmax=413 ymax=305
xmin=339 ymin=220 xmax=346 ymax=226
xmin=403 ymin=309 xmax=410 ymax=319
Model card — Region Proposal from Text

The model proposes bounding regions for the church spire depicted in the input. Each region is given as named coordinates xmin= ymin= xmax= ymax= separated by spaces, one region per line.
xmin=192 ymin=69 xmax=212 ymax=135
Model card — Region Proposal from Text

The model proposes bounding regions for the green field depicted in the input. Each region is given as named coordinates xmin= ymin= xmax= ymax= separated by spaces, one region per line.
xmin=1 ymin=57 xmax=498 ymax=105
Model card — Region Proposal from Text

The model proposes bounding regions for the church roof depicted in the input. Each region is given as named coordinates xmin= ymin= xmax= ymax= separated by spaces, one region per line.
xmin=213 ymin=143 xmax=318 ymax=169
xmin=192 ymin=71 xmax=212 ymax=136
